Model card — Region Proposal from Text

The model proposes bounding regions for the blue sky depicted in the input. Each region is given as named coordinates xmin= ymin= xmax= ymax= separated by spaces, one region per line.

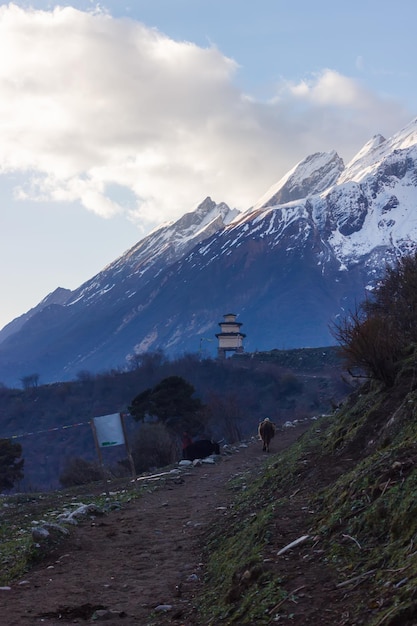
xmin=0 ymin=0 xmax=416 ymax=329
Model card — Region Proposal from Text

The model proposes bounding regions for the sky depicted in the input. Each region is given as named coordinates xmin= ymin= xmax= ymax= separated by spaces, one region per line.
xmin=0 ymin=0 xmax=416 ymax=330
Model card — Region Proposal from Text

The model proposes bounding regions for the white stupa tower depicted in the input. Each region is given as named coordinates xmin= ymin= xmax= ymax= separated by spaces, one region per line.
xmin=216 ymin=313 xmax=246 ymax=358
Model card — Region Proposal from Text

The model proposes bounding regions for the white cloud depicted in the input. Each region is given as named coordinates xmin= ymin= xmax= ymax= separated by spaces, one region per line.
xmin=288 ymin=70 xmax=367 ymax=106
xmin=0 ymin=4 xmax=412 ymax=226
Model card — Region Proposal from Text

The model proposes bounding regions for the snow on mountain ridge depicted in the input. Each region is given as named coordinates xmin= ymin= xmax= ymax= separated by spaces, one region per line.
xmin=247 ymin=118 xmax=417 ymax=227
xmin=325 ymin=176 xmax=417 ymax=266
xmin=339 ymin=117 xmax=417 ymax=184
xmin=21 ymin=118 xmax=417 ymax=319
xmin=250 ymin=150 xmax=345 ymax=213
xmin=157 ymin=117 xmax=417 ymax=284
xmin=65 ymin=197 xmax=238 ymax=307
xmin=344 ymin=133 xmax=387 ymax=171
xmin=190 ymin=117 xmax=417 ymax=286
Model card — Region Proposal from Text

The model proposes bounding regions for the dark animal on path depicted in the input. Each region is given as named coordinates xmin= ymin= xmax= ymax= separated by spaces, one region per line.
xmin=183 ymin=439 xmax=220 ymax=461
xmin=258 ymin=418 xmax=276 ymax=452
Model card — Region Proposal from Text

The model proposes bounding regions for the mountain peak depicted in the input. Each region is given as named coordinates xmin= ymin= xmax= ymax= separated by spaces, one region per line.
xmin=171 ymin=197 xmax=239 ymax=236
xmin=62 ymin=196 xmax=239 ymax=307
xmin=252 ymin=150 xmax=345 ymax=211
xmin=340 ymin=118 xmax=417 ymax=184
xmin=346 ymin=134 xmax=386 ymax=168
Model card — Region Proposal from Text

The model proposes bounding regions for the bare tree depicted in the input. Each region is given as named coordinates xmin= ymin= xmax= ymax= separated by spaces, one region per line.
xmin=20 ymin=373 xmax=39 ymax=390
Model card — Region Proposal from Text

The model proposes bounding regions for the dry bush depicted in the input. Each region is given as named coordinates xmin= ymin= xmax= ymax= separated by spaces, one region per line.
xmin=130 ymin=422 xmax=178 ymax=473
xmin=332 ymin=310 xmax=401 ymax=386
xmin=203 ymin=392 xmax=243 ymax=443
xmin=59 ymin=457 xmax=104 ymax=488
xmin=332 ymin=253 xmax=417 ymax=387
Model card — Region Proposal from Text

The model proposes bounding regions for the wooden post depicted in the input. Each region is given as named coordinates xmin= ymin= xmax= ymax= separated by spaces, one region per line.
xmin=90 ymin=418 xmax=110 ymax=496
xmin=120 ymin=413 xmax=136 ymax=480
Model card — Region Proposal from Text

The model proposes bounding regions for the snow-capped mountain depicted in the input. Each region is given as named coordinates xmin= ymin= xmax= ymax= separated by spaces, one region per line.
xmin=61 ymin=196 xmax=238 ymax=308
xmin=0 ymin=196 xmax=237 ymax=337
xmin=1 ymin=117 xmax=417 ymax=386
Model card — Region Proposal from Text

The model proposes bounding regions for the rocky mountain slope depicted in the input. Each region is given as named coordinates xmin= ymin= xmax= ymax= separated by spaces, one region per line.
xmin=1 ymin=118 xmax=417 ymax=386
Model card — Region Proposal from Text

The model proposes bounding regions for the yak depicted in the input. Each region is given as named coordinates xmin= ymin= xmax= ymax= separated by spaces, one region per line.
xmin=258 ymin=418 xmax=276 ymax=452
xmin=183 ymin=439 xmax=220 ymax=461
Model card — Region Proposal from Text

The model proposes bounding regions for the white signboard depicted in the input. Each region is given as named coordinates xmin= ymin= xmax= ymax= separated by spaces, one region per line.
xmin=93 ymin=413 xmax=125 ymax=447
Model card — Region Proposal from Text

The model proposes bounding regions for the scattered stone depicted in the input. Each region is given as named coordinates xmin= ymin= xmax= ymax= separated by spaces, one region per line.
xmin=105 ymin=501 xmax=122 ymax=512
xmin=154 ymin=604 xmax=173 ymax=612
xmin=31 ymin=526 xmax=50 ymax=542
xmin=283 ymin=420 xmax=296 ymax=428
xmin=186 ymin=521 xmax=204 ymax=528
xmin=91 ymin=608 xmax=114 ymax=620
xmin=43 ymin=522 xmax=70 ymax=536
xmin=186 ymin=573 xmax=199 ymax=582
xmin=57 ymin=503 xmax=103 ymax=524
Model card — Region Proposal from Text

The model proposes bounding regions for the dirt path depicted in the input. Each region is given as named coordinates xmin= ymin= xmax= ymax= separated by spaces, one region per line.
xmin=0 ymin=425 xmax=325 ymax=626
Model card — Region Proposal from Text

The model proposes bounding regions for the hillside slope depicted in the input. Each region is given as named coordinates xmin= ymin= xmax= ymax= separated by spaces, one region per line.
xmin=200 ymin=354 xmax=417 ymax=625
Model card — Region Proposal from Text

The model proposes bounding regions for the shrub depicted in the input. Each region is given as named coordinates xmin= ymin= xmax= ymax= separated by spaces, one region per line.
xmin=332 ymin=252 xmax=417 ymax=386
xmin=0 ymin=439 xmax=24 ymax=491
xmin=130 ymin=422 xmax=178 ymax=473
xmin=59 ymin=457 xmax=103 ymax=487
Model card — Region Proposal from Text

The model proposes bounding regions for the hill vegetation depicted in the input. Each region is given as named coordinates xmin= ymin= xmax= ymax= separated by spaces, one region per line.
xmin=0 ymin=347 xmax=349 ymax=491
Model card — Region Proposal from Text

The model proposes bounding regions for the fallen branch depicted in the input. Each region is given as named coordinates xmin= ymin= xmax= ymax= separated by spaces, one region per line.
xmin=384 ymin=565 xmax=410 ymax=573
xmin=269 ymin=585 xmax=306 ymax=614
xmin=342 ymin=533 xmax=362 ymax=549
xmin=336 ymin=569 xmax=377 ymax=588
xmin=277 ymin=535 xmax=310 ymax=555
xmin=133 ymin=469 xmax=181 ymax=482
xmin=381 ymin=478 xmax=392 ymax=497
xmin=374 ymin=604 xmax=398 ymax=626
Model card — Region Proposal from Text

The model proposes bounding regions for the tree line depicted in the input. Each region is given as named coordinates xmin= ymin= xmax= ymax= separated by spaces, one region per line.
xmin=0 ymin=336 xmax=349 ymax=491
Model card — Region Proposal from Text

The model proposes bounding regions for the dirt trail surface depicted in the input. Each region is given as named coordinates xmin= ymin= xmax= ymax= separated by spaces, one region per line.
xmin=0 ymin=425 xmax=351 ymax=626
